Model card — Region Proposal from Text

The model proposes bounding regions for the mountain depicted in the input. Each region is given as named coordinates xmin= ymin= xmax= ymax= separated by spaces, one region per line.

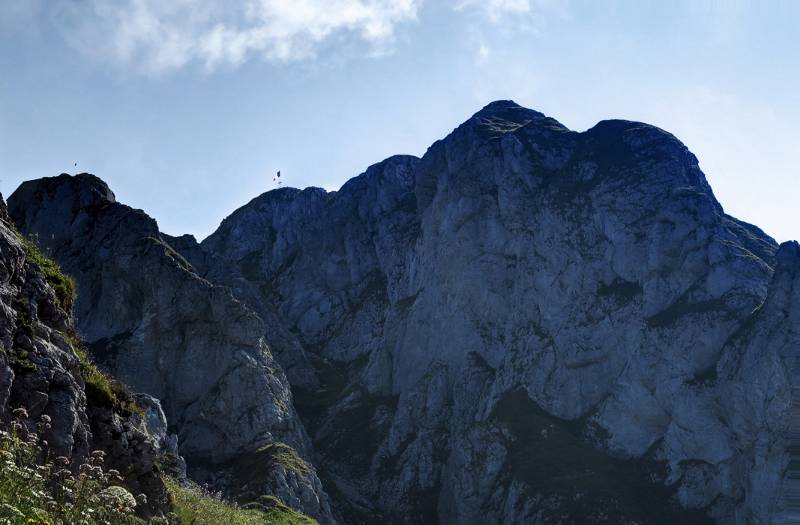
xmin=8 ymin=101 xmax=796 ymax=524
xmin=7 ymin=176 xmax=334 ymax=523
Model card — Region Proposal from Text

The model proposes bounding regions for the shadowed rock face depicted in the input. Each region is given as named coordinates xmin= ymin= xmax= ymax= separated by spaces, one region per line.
xmin=7 ymin=176 xmax=335 ymax=524
xmin=8 ymin=101 xmax=795 ymax=524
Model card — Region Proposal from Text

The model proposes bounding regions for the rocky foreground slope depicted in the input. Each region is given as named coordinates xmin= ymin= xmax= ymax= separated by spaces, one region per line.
xmin=9 ymin=101 xmax=798 ymax=524
xmin=0 ymin=194 xmax=169 ymax=518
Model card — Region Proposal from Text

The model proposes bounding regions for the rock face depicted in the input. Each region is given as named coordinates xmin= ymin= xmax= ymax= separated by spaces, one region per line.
xmin=192 ymin=101 xmax=790 ymax=524
xmin=7 ymin=101 xmax=796 ymax=524
xmin=0 ymin=194 xmax=168 ymax=517
xmin=8 ymin=176 xmax=335 ymax=524
xmin=716 ymin=241 xmax=799 ymax=523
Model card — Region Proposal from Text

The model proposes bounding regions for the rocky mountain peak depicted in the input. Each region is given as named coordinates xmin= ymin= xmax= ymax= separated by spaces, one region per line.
xmin=466 ymin=99 xmax=569 ymax=137
xmin=186 ymin=102 xmax=786 ymax=524
xmin=15 ymin=172 xmax=116 ymax=207
xmin=9 ymin=173 xmax=160 ymax=265
xmin=5 ymin=101 xmax=795 ymax=524
xmin=478 ymin=98 xmax=524 ymax=111
xmin=473 ymin=99 xmax=539 ymax=119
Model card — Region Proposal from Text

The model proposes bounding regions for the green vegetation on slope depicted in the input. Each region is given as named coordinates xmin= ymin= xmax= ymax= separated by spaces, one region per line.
xmin=233 ymin=442 xmax=312 ymax=483
xmin=164 ymin=478 xmax=317 ymax=525
xmin=66 ymin=334 xmax=143 ymax=416
xmin=0 ymin=409 xmax=144 ymax=525
xmin=0 ymin=408 xmax=319 ymax=525
xmin=10 ymin=226 xmax=76 ymax=312
xmin=7 ymin=223 xmax=139 ymax=417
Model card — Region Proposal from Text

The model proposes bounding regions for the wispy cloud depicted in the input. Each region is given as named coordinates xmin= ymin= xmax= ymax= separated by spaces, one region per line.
xmin=454 ymin=0 xmax=568 ymax=70
xmin=46 ymin=0 xmax=421 ymax=73
xmin=6 ymin=0 xmax=557 ymax=74
xmin=456 ymin=0 xmax=533 ymax=23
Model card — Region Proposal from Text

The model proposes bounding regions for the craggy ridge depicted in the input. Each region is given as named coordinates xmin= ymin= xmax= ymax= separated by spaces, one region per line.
xmin=7 ymin=100 xmax=796 ymax=524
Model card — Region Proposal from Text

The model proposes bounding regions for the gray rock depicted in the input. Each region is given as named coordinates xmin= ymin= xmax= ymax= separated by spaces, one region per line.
xmin=8 ymin=175 xmax=335 ymax=524
xmin=0 ymin=202 xmax=169 ymax=517
xmin=8 ymin=100 xmax=795 ymax=524
xmin=197 ymin=101 xmax=789 ymax=524
xmin=134 ymin=392 xmax=188 ymax=479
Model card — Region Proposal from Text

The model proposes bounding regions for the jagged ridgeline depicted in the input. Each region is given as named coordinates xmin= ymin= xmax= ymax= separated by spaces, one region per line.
xmin=6 ymin=101 xmax=798 ymax=524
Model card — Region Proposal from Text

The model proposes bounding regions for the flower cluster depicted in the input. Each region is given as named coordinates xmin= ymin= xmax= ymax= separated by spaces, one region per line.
xmin=0 ymin=408 xmax=144 ymax=525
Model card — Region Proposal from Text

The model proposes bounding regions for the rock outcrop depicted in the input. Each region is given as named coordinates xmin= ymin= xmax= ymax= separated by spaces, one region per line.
xmin=7 ymin=101 xmax=796 ymax=524
xmin=0 ymin=194 xmax=168 ymax=518
xmin=8 ymin=177 xmax=335 ymax=524
xmin=193 ymin=101 xmax=788 ymax=524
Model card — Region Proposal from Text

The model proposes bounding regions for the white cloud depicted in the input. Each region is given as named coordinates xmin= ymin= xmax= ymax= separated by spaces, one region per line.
xmin=47 ymin=0 xmax=420 ymax=73
xmin=10 ymin=0 xmax=559 ymax=74
xmin=455 ymin=0 xmax=569 ymax=69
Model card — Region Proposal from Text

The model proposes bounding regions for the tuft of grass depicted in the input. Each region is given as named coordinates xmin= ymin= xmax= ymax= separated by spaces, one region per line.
xmin=163 ymin=477 xmax=317 ymax=525
xmin=66 ymin=335 xmax=143 ymax=417
xmin=10 ymin=226 xmax=76 ymax=312
xmin=147 ymin=237 xmax=194 ymax=273
xmin=8 ymin=351 xmax=36 ymax=372
xmin=229 ymin=443 xmax=316 ymax=506
xmin=258 ymin=443 xmax=312 ymax=476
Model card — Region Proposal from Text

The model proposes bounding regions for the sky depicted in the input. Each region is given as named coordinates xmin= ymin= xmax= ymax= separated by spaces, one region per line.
xmin=0 ymin=0 xmax=797 ymax=242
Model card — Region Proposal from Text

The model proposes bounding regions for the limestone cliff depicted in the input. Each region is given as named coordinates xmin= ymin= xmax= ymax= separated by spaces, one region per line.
xmin=196 ymin=101 xmax=789 ymax=524
xmin=9 ymin=101 xmax=797 ymax=524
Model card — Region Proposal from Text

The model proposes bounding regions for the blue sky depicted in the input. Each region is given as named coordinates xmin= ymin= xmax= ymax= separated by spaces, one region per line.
xmin=1 ymin=0 xmax=797 ymax=241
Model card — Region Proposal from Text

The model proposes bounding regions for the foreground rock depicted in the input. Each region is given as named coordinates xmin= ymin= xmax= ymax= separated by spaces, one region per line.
xmin=8 ymin=178 xmax=335 ymax=523
xmin=0 ymin=194 xmax=168 ymax=517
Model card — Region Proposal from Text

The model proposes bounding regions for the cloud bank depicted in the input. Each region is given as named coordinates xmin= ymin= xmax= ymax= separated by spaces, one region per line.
xmin=3 ymin=0 xmax=555 ymax=73
xmin=48 ymin=0 xmax=421 ymax=73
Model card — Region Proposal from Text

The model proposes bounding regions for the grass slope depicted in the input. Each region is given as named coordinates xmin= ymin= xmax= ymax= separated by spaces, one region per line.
xmin=164 ymin=478 xmax=317 ymax=525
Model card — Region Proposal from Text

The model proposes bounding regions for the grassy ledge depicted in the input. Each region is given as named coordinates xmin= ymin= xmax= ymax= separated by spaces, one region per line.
xmin=9 ymin=224 xmax=76 ymax=313
xmin=163 ymin=477 xmax=318 ymax=525
xmin=66 ymin=334 xmax=143 ymax=416
xmin=7 ymin=223 xmax=139 ymax=416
